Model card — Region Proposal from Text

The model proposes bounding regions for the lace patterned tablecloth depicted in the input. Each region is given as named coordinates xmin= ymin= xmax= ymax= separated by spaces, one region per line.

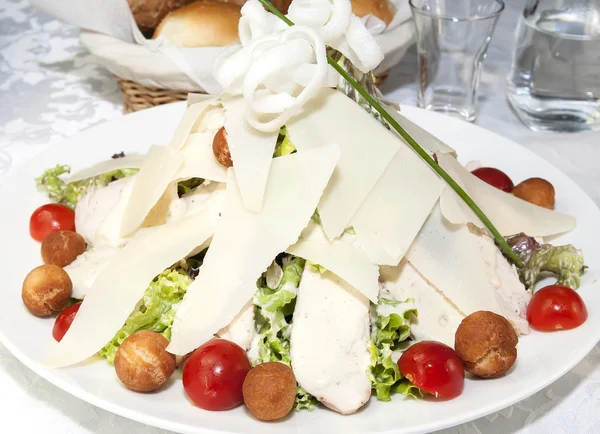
xmin=1 ymin=0 xmax=599 ymax=432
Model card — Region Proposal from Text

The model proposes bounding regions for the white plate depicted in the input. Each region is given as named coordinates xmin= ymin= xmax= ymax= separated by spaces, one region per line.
xmin=1 ymin=102 xmax=599 ymax=434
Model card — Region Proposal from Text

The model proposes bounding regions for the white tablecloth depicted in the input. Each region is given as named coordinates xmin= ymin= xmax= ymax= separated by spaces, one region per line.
xmin=1 ymin=0 xmax=599 ymax=432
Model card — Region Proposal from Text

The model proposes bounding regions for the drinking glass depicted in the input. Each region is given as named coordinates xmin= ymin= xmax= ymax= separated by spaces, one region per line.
xmin=410 ymin=0 xmax=505 ymax=122
xmin=506 ymin=0 xmax=600 ymax=132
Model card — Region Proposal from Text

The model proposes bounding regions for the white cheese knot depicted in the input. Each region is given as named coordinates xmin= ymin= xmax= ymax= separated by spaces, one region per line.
xmin=214 ymin=0 xmax=384 ymax=133
xmin=288 ymin=0 xmax=383 ymax=73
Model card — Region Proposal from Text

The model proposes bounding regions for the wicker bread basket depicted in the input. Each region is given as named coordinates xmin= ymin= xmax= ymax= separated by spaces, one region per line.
xmin=116 ymin=77 xmax=191 ymax=113
xmin=116 ymin=72 xmax=391 ymax=113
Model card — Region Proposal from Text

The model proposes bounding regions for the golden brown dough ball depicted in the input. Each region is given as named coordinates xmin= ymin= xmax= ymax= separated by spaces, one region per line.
xmin=455 ymin=311 xmax=518 ymax=378
xmin=243 ymin=362 xmax=297 ymax=421
xmin=22 ymin=265 xmax=72 ymax=317
xmin=114 ymin=330 xmax=176 ymax=392
xmin=41 ymin=230 xmax=86 ymax=268
xmin=513 ymin=177 xmax=555 ymax=210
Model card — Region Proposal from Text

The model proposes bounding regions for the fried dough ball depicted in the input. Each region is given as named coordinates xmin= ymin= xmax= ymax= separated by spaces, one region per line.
xmin=243 ymin=362 xmax=296 ymax=421
xmin=212 ymin=126 xmax=233 ymax=168
xmin=22 ymin=265 xmax=72 ymax=317
xmin=513 ymin=177 xmax=555 ymax=210
xmin=41 ymin=230 xmax=86 ymax=267
xmin=455 ymin=311 xmax=518 ymax=378
xmin=114 ymin=330 xmax=176 ymax=392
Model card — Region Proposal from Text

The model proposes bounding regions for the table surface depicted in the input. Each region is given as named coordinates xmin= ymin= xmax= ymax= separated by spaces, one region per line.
xmin=1 ymin=0 xmax=599 ymax=433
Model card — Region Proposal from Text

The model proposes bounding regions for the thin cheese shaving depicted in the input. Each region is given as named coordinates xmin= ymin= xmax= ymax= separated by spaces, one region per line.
xmin=168 ymin=98 xmax=220 ymax=151
xmin=286 ymin=89 xmax=399 ymax=239
xmin=43 ymin=211 xmax=216 ymax=367
xmin=438 ymin=154 xmax=576 ymax=237
xmin=286 ymin=222 xmax=380 ymax=302
xmin=351 ymin=147 xmax=444 ymax=266
xmin=67 ymin=154 xmax=144 ymax=183
xmin=174 ymin=131 xmax=228 ymax=183
xmin=119 ymin=145 xmax=184 ymax=237
xmin=222 ymin=98 xmax=278 ymax=211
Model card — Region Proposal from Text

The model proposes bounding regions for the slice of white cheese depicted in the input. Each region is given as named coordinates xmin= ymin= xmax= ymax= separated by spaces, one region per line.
xmin=168 ymin=98 xmax=220 ymax=151
xmin=174 ymin=131 xmax=228 ymax=183
xmin=64 ymin=246 xmax=120 ymax=299
xmin=217 ymin=301 xmax=256 ymax=351
xmin=119 ymin=145 xmax=184 ymax=237
xmin=286 ymin=89 xmax=399 ymax=240
xmin=383 ymin=104 xmax=456 ymax=155
xmin=75 ymin=177 xmax=133 ymax=246
xmin=405 ymin=204 xmax=530 ymax=334
xmin=351 ymin=142 xmax=444 ymax=266
xmin=438 ymin=153 xmax=576 ymax=237
xmin=290 ymin=264 xmax=371 ymax=415
xmin=222 ymin=98 xmax=278 ymax=212
xmin=167 ymin=144 xmax=340 ymax=355
xmin=42 ymin=211 xmax=216 ymax=368
xmin=68 ymin=154 xmax=144 ymax=183
xmin=379 ymin=260 xmax=464 ymax=347
xmin=286 ymin=222 xmax=380 ymax=302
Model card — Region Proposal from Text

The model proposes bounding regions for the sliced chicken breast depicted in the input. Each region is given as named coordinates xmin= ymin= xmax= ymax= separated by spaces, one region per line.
xmin=405 ymin=204 xmax=531 ymax=334
xmin=290 ymin=265 xmax=371 ymax=415
xmin=75 ymin=177 xmax=133 ymax=246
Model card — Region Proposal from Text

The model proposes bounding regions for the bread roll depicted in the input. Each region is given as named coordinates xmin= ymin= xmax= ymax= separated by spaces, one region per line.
xmin=351 ymin=0 xmax=395 ymax=25
xmin=128 ymin=0 xmax=196 ymax=33
xmin=153 ymin=0 xmax=242 ymax=47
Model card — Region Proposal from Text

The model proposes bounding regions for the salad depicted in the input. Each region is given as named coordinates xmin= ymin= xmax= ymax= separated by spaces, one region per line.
xmin=20 ymin=0 xmax=588 ymax=423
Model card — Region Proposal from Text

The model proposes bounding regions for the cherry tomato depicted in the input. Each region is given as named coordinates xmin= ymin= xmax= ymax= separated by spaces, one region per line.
xmin=527 ymin=285 xmax=587 ymax=331
xmin=183 ymin=339 xmax=251 ymax=411
xmin=398 ymin=341 xmax=464 ymax=399
xmin=472 ymin=167 xmax=514 ymax=192
xmin=52 ymin=302 xmax=82 ymax=342
xmin=30 ymin=204 xmax=75 ymax=242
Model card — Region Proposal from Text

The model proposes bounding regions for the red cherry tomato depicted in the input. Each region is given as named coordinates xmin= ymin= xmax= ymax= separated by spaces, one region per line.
xmin=52 ymin=302 xmax=82 ymax=342
xmin=527 ymin=285 xmax=587 ymax=331
xmin=398 ymin=341 xmax=464 ymax=399
xmin=183 ymin=339 xmax=251 ymax=411
xmin=30 ymin=204 xmax=75 ymax=242
xmin=472 ymin=167 xmax=514 ymax=192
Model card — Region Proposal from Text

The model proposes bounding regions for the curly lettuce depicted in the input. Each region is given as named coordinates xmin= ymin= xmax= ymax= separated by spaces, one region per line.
xmin=368 ymin=298 xmax=423 ymax=401
xmin=99 ymin=269 xmax=191 ymax=362
xmin=36 ymin=164 xmax=137 ymax=208
xmin=253 ymin=256 xmax=304 ymax=364
xmin=507 ymin=233 xmax=586 ymax=290
xmin=252 ymin=255 xmax=318 ymax=410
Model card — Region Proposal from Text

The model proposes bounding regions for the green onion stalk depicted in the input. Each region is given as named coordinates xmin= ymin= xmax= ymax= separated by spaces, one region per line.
xmin=256 ymin=0 xmax=523 ymax=268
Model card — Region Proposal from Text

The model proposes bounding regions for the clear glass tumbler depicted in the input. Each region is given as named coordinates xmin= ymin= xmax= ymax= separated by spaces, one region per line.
xmin=410 ymin=0 xmax=504 ymax=121
xmin=506 ymin=0 xmax=600 ymax=132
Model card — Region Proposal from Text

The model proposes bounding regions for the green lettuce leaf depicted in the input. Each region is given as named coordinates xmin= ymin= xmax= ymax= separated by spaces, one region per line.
xmin=507 ymin=233 xmax=586 ymax=290
xmin=99 ymin=269 xmax=192 ymax=362
xmin=177 ymin=177 xmax=205 ymax=197
xmin=295 ymin=385 xmax=319 ymax=411
xmin=253 ymin=256 xmax=304 ymax=365
xmin=253 ymin=256 xmax=318 ymax=410
xmin=273 ymin=127 xmax=296 ymax=157
xmin=36 ymin=164 xmax=138 ymax=208
xmin=368 ymin=298 xmax=420 ymax=401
